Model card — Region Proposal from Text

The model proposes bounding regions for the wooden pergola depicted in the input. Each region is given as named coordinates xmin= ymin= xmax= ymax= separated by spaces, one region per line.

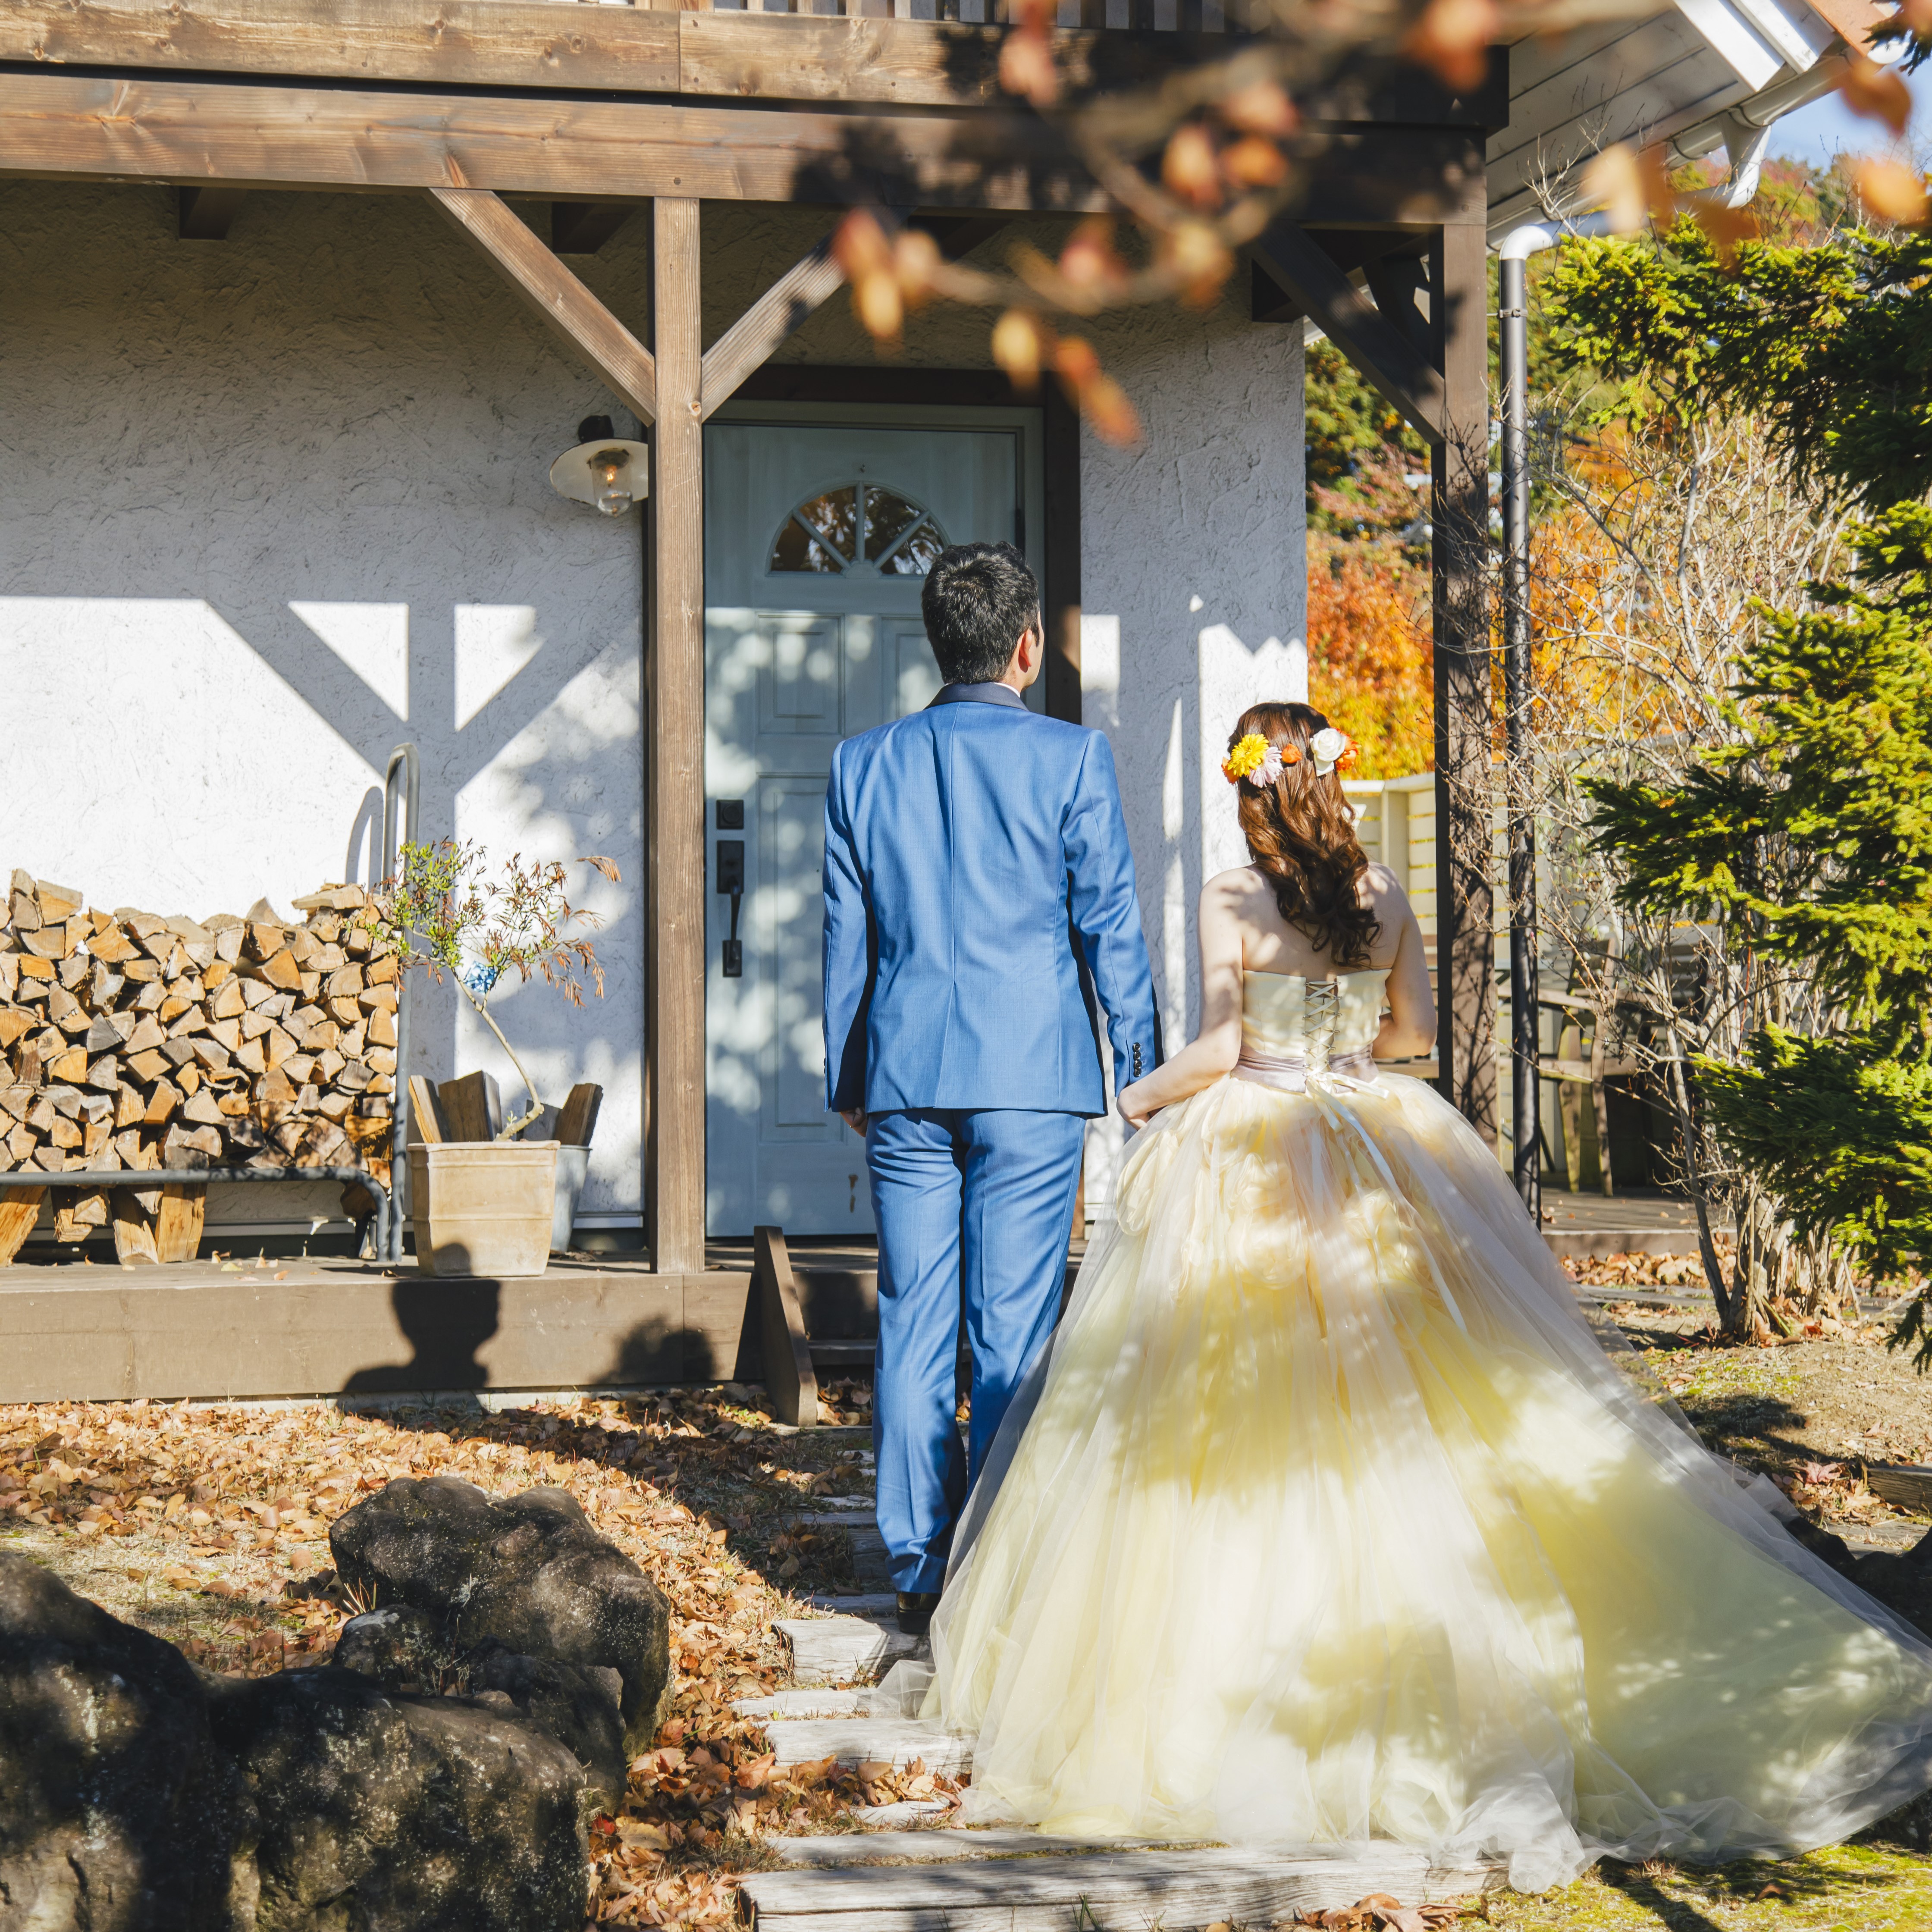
xmin=0 ymin=0 xmax=1497 ymax=1275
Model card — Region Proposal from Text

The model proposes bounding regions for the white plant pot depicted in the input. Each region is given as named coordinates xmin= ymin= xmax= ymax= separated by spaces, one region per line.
xmin=409 ymin=1141 xmax=559 ymax=1278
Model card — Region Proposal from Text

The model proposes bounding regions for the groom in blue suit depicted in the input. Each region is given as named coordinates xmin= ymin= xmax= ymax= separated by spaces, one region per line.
xmin=823 ymin=542 xmax=1159 ymax=1633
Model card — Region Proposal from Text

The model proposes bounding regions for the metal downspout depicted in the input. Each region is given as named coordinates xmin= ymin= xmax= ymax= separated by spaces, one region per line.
xmin=381 ymin=743 xmax=421 ymax=1261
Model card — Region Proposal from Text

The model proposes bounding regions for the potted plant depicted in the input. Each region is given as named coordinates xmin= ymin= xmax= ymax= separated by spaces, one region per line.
xmin=364 ymin=840 xmax=620 ymax=1277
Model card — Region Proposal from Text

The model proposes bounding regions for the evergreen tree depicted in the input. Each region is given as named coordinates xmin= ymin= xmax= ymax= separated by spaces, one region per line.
xmin=1546 ymin=216 xmax=1932 ymax=1354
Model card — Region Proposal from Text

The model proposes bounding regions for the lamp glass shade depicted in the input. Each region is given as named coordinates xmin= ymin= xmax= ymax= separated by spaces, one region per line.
xmin=549 ymin=437 xmax=650 ymax=514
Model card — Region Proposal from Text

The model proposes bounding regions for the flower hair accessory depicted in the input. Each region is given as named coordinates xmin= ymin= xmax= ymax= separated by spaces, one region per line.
xmin=1307 ymin=727 xmax=1354 ymax=777
xmin=1222 ymin=733 xmax=1300 ymax=787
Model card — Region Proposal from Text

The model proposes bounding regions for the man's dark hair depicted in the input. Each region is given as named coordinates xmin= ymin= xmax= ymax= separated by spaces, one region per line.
xmin=921 ymin=543 xmax=1041 ymax=686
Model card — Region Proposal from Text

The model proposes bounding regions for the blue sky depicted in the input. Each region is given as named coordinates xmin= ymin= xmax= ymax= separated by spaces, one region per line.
xmin=1770 ymin=60 xmax=1930 ymax=164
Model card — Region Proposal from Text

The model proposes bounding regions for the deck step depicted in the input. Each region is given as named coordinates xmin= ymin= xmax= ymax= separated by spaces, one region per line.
xmin=809 ymin=1338 xmax=877 ymax=1367
xmin=738 ymin=1843 xmax=1504 ymax=1929
xmin=775 ymin=1616 xmax=925 ymax=1689
xmin=764 ymin=1716 xmax=968 ymax=1777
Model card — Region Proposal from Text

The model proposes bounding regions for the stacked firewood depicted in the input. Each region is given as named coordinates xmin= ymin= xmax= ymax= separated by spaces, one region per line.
xmin=0 ymin=870 xmax=396 ymax=1262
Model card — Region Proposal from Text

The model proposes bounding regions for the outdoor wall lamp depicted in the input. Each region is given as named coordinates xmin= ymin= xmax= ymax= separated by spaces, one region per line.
xmin=549 ymin=414 xmax=649 ymax=517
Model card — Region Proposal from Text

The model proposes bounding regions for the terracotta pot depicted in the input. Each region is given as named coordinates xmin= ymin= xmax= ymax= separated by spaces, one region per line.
xmin=409 ymin=1141 xmax=559 ymax=1278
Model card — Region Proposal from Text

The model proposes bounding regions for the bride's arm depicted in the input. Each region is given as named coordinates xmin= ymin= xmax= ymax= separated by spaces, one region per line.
xmin=1373 ymin=893 xmax=1437 ymax=1061
xmin=1114 ymin=876 xmax=1246 ymax=1127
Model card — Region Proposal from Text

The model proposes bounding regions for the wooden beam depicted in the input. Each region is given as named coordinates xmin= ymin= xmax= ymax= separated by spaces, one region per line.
xmin=678 ymin=12 xmax=1009 ymax=107
xmin=646 ymin=197 xmax=706 ymax=1278
xmin=0 ymin=1 xmax=1508 ymax=121
xmin=1429 ymin=219 xmax=1497 ymax=1147
xmin=1249 ymin=221 xmax=1445 ymax=444
xmin=1363 ymin=251 xmax=1431 ymax=354
xmin=0 ymin=72 xmax=1103 ymax=213
xmin=427 ymin=187 xmax=656 ymax=425
xmin=177 ymin=183 xmax=247 ymax=239
xmin=551 ymin=201 xmax=637 ymax=257
xmin=0 ymin=0 xmax=678 ymax=96
xmin=0 ymin=74 xmax=1483 ymax=223
xmin=699 ymin=232 xmax=847 ymax=423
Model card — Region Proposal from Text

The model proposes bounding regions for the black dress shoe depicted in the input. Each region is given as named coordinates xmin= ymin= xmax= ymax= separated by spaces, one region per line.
xmin=896 ymin=1591 xmax=941 ymax=1636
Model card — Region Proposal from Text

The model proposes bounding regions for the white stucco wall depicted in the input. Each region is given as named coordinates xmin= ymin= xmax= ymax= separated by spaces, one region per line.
xmin=1078 ymin=305 xmax=1308 ymax=1211
xmin=1 ymin=188 xmax=1304 ymax=1235
xmin=0 ymin=183 xmax=649 ymax=1224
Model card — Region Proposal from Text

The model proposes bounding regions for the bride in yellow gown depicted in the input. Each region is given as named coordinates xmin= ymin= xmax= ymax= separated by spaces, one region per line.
xmin=918 ymin=702 xmax=1932 ymax=1891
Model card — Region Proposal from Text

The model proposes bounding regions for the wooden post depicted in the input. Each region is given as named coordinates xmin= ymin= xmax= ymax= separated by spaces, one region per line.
xmin=753 ymin=1225 xmax=819 ymax=1430
xmin=1041 ymin=382 xmax=1082 ymax=728
xmin=1429 ymin=220 xmax=1497 ymax=1146
xmin=646 ymin=196 xmax=707 ymax=1277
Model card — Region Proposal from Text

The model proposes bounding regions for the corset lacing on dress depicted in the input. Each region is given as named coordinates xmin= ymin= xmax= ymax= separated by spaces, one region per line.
xmin=1231 ymin=970 xmax=1382 ymax=1092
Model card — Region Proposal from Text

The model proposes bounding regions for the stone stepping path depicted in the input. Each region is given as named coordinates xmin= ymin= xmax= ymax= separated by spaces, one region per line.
xmin=740 ymin=1842 xmax=1504 ymax=1930
xmin=762 ymin=1715 xmax=971 ymax=1778
xmin=774 ymin=1614 xmax=925 ymax=1689
xmin=794 ymin=1511 xmax=894 ymax=1594
xmin=771 ymin=1829 xmax=1201 ymax=1866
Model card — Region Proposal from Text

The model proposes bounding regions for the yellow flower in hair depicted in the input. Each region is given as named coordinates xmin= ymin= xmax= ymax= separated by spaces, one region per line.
xmin=1222 ymin=733 xmax=1271 ymax=784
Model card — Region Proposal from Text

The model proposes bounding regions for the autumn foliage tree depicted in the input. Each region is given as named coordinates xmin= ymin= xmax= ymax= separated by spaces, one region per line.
xmin=1545 ymin=207 xmax=1932 ymax=1352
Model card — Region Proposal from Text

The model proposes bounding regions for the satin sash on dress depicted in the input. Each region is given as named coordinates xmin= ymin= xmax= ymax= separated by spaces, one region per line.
xmin=1232 ymin=1046 xmax=1377 ymax=1092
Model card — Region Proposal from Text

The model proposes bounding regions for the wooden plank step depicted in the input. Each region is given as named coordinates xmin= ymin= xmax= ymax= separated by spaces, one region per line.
xmin=764 ymin=1716 xmax=969 ymax=1778
xmin=770 ymin=1830 xmax=1207 ymax=1867
xmin=1866 ymin=1464 xmax=1932 ymax=1514
xmin=739 ymin=1843 xmax=1503 ymax=1929
xmin=809 ymin=1339 xmax=877 ymax=1367
xmin=776 ymin=1616 xmax=925 ymax=1689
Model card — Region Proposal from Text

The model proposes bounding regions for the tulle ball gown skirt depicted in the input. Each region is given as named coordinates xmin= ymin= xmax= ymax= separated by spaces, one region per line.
xmin=922 ymin=1071 xmax=1932 ymax=1891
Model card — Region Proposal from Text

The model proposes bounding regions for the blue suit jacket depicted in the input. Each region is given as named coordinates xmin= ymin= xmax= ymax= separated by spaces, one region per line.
xmin=823 ymin=683 xmax=1160 ymax=1117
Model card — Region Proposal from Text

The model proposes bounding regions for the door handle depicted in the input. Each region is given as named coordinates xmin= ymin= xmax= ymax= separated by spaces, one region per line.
xmin=716 ymin=838 xmax=745 ymax=978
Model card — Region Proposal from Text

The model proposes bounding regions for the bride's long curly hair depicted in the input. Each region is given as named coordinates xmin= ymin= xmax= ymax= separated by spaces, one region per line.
xmin=1228 ymin=702 xmax=1381 ymax=966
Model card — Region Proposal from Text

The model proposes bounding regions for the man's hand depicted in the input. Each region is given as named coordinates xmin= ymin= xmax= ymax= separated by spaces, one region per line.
xmin=841 ymin=1107 xmax=869 ymax=1136
xmin=1116 ymin=1081 xmax=1157 ymax=1129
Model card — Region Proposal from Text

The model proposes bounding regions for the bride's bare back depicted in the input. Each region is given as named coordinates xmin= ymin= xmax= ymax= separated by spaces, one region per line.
xmin=1116 ymin=861 xmax=1435 ymax=1126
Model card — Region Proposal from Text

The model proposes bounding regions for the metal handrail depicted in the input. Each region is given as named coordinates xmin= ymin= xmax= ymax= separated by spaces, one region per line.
xmin=380 ymin=742 xmax=420 ymax=1261
xmin=0 ymin=1166 xmax=392 ymax=1263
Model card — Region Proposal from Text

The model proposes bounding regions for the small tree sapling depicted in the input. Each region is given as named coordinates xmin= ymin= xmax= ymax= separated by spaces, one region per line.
xmin=364 ymin=841 xmax=621 ymax=1139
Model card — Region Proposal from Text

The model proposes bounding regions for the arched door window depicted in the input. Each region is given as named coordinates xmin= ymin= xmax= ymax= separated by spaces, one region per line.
xmin=768 ymin=482 xmax=947 ymax=577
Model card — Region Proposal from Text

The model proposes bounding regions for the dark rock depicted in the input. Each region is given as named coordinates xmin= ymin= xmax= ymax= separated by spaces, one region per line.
xmin=1851 ymin=1549 xmax=1932 ymax=1642
xmin=466 ymin=1640 xmax=628 ymax=1810
xmin=1787 ymin=1514 xmax=1861 ymax=1578
xmin=0 ymin=1551 xmax=246 ymax=1931
xmin=335 ymin=1603 xmax=455 ymax=1689
xmin=206 ymin=1665 xmax=589 ymax=1932
xmin=332 ymin=1477 xmax=671 ymax=1749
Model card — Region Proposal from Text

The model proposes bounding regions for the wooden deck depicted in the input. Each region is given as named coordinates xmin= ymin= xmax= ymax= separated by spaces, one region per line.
xmin=0 ymin=1187 xmax=1729 ymax=1405
xmin=0 ymin=1252 xmax=755 ymax=1405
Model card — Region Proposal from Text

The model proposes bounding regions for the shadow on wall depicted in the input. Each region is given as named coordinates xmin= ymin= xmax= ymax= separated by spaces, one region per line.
xmin=342 ymin=1280 xmax=504 ymax=1395
xmin=1 ymin=187 xmax=649 ymax=1212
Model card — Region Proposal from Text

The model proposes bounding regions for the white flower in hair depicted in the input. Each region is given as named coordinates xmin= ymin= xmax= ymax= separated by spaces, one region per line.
xmin=1307 ymin=726 xmax=1351 ymax=775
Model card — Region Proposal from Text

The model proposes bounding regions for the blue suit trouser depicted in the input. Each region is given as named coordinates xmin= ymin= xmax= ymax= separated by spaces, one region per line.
xmin=866 ymin=1107 xmax=1085 ymax=1595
